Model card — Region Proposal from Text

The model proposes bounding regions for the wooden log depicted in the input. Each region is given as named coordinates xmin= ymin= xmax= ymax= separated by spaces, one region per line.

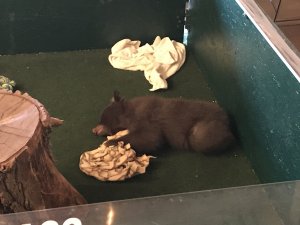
xmin=0 ymin=90 xmax=86 ymax=213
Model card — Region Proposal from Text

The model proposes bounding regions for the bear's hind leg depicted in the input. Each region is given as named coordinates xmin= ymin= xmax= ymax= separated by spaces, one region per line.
xmin=188 ymin=120 xmax=235 ymax=153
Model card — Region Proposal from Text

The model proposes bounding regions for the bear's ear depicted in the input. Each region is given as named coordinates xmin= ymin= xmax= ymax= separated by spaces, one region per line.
xmin=111 ymin=90 xmax=124 ymax=102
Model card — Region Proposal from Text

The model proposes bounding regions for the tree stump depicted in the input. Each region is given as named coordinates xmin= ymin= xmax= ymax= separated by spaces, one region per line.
xmin=0 ymin=90 xmax=86 ymax=213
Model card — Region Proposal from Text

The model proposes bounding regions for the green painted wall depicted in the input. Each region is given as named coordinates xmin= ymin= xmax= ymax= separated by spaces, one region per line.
xmin=188 ymin=0 xmax=300 ymax=182
xmin=0 ymin=0 xmax=186 ymax=54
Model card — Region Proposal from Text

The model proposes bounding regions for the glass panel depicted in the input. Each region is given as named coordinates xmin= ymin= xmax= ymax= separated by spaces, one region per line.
xmin=1 ymin=181 xmax=300 ymax=225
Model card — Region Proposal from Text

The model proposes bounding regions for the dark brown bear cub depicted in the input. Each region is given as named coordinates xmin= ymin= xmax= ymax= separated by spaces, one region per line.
xmin=92 ymin=91 xmax=235 ymax=154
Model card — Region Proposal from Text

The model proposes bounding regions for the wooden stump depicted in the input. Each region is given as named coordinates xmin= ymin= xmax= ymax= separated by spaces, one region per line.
xmin=0 ymin=90 xmax=86 ymax=213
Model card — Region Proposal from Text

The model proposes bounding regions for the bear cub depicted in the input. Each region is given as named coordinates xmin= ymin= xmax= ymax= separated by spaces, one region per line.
xmin=92 ymin=91 xmax=235 ymax=154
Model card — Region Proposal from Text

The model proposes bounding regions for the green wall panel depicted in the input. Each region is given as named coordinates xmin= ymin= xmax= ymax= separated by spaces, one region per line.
xmin=0 ymin=0 xmax=186 ymax=54
xmin=188 ymin=0 xmax=300 ymax=182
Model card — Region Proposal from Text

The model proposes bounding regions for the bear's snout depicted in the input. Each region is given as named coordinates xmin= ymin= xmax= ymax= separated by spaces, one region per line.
xmin=92 ymin=124 xmax=109 ymax=136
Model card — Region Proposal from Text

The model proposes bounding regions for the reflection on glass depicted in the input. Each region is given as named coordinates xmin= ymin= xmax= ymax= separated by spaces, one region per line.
xmin=106 ymin=206 xmax=114 ymax=225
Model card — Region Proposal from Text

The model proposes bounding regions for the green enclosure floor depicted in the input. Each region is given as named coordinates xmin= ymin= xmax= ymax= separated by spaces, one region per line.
xmin=0 ymin=49 xmax=259 ymax=203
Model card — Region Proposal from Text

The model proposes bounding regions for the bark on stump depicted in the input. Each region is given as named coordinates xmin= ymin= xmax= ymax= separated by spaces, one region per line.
xmin=0 ymin=90 xmax=86 ymax=213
